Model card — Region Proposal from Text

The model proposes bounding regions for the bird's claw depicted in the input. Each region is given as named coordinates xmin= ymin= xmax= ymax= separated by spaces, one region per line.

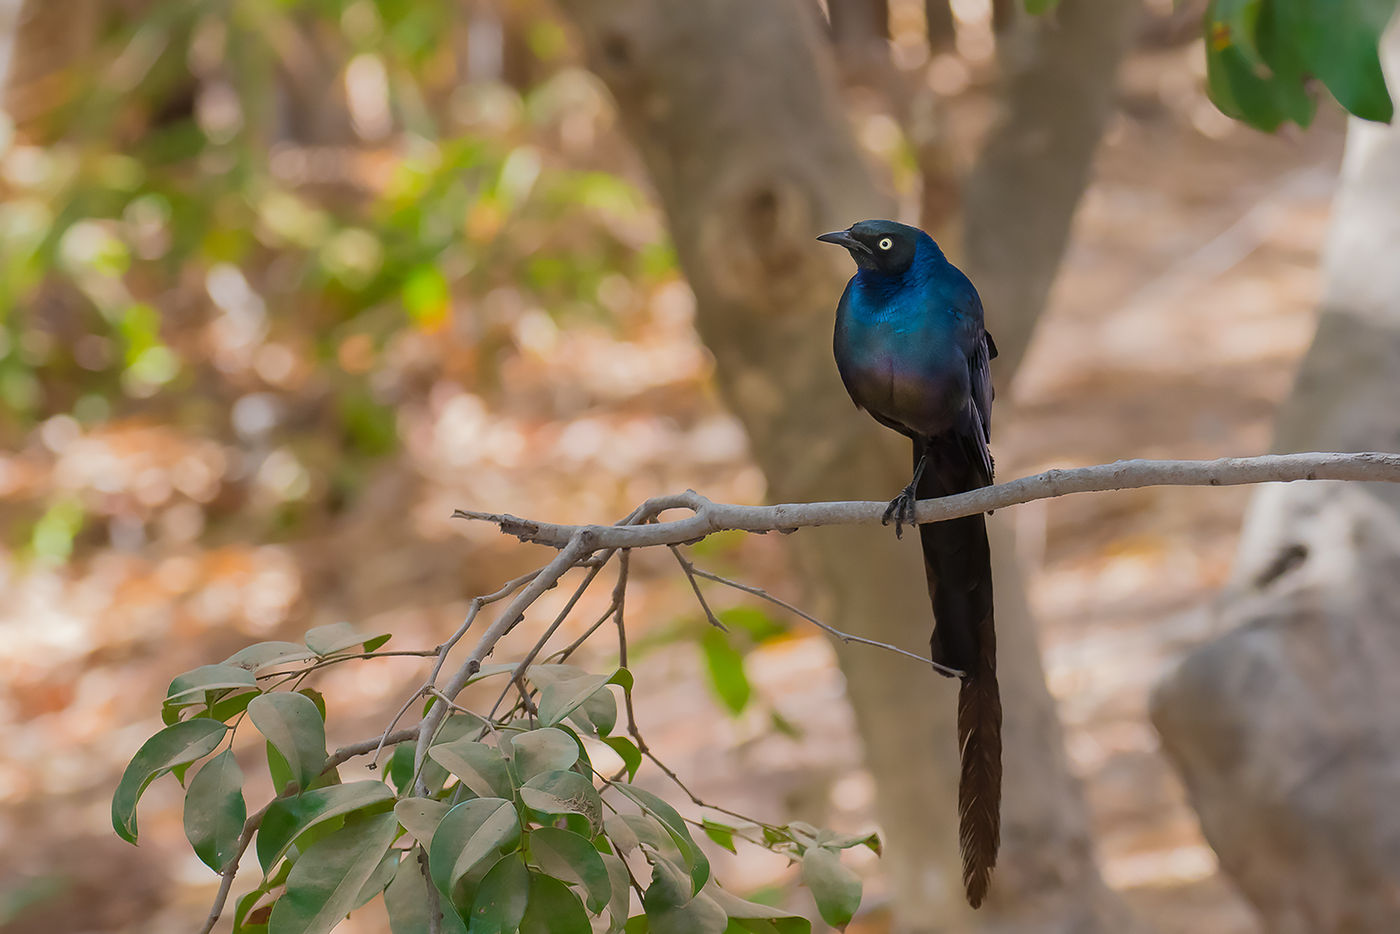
xmin=881 ymin=484 xmax=919 ymax=539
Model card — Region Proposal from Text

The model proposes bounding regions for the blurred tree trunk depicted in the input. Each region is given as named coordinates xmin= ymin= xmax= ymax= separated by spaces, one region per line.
xmin=965 ymin=0 xmax=1141 ymax=374
xmin=1 ymin=0 xmax=100 ymax=134
xmin=1151 ymin=20 xmax=1400 ymax=933
xmin=927 ymin=0 xmax=956 ymax=51
xmin=555 ymin=0 xmax=1139 ymax=929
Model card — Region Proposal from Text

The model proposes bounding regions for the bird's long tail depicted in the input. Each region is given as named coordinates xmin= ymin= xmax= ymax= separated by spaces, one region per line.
xmin=918 ymin=450 xmax=1000 ymax=909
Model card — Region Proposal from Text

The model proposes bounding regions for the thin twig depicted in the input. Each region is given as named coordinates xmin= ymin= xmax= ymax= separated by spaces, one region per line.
xmin=255 ymin=649 xmax=438 ymax=681
xmin=326 ymin=728 xmax=421 ymax=771
xmin=365 ymin=565 xmax=545 ymax=769
xmin=669 ymin=545 xmax=728 ymax=631
xmin=550 ymin=550 xmax=630 ymax=663
xmin=412 ymin=533 xmax=596 ymax=794
xmin=688 ymin=563 xmax=962 ymax=677
xmin=197 ymin=800 xmax=271 ymax=934
xmin=418 ymin=845 xmax=443 ymax=934
xmin=486 ymin=558 xmax=612 ymax=720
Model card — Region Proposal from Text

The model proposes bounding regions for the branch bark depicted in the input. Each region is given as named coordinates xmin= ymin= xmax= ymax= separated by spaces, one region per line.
xmin=456 ymin=453 xmax=1400 ymax=550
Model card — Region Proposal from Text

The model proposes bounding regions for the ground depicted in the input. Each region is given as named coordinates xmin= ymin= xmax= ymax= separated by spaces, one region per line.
xmin=0 ymin=42 xmax=1348 ymax=934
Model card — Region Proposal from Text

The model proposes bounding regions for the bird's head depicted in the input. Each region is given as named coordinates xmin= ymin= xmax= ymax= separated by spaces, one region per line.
xmin=816 ymin=219 xmax=928 ymax=275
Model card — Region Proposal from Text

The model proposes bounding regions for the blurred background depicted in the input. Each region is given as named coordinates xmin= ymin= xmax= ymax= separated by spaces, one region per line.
xmin=3 ymin=0 xmax=1398 ymax=932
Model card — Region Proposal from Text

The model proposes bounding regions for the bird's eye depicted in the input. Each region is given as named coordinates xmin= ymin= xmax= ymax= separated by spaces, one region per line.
xmin=878 ymin=237 xmax=893 ymax=250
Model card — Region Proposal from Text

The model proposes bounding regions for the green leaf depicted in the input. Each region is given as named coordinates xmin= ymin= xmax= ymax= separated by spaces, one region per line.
xmin=643 ymin=861 xmax=726 ymax=934
xmin=354 ymin=849 xmax=400 ymax=909
xmin=643 ymin=855 xmax=692 ymax=909
xmin=568 ymin=684 xmax=618 ymax=737
xmin=519 ymin=770 xmax=603 ymax=834
xmin=267 ymin=811 xmax=398 ymax=934
xmin=112 ymin=718 xmax=228 ymax=842
xmin=816 ymin=829 xmax=881 ymax=856
xmin=225 ymin=641 xmax=317 ymax=672
xmin=429 ymin=738 xmax=515 ymax=798
xmin=716 ymin=607 xmax=786 ymax=643
xmin=235 ymin=861 xmax=293 ymax=933
xmin=535 ymin=673 xmax=613 ymax=727
xmin=528 ymin=826 xmax=612 ymax=912
xmin=462 ymin=663 xmax=521 ymax=684
xmin=389 ymin=744 xmax=417 ymax=794
xmin=604 ymin=814 xmax=642 ymax=855
xmin=428 ymin=798 xmax=522 ymax=903
xmin=257 ymin=781 xmax=396 ymax=873
xmin=386 ymin=854 xmax=467 ymax=934
xmin=504 ymin=727 xmax=578 ymax=781
xmin=799 ymin=848 xmax=861 ymax=929
xmin=209 ymin=690 xmax=260 ymax=723
xmin=465 ymin=852 xmax=530 ymax=934
xmin=601 ymin=853 xmax=632 ymax=934
xmin=519 ymin=872 xmax=590 ymax=934
xmin=1206 ymin=32 xmax=1290 ymax=130
xmin=603 ymin=737 xmax=642 ymax=781
xmin=706 ymin=884 xmax=810 ymax=933
xmin=166 ymin=664 xmax=259 ymax=706
xmin=299 ymin=688 xmax=329 ymax=722
xmin=614 ymin=784 xmax=709 ymax=896
xmin=248 ymin=693 xmax=328 ymax=791
xmin=1024 ymin=0 xmax=1060 ymax=12
xmin=698 ymin=631 xmax=750 ymax=716
xmin=621 ymin=814 xmax=686 ymax=863
xmin=304 ymin=622 xmax=391 ymax=656
xmin=1281 ymin=0 xmax=1395 ymax=122
xmin=395 ymin=797 xmax=452 ymax=848
xmin=420 ymin=715 xmax=488 ymax=795
xmin=184 ymin=750 xmax=247 ymax=871
xmin=700 ymin=820 xmax=736 ymax=855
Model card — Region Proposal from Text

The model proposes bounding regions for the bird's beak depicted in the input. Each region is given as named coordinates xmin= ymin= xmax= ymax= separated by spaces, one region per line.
xmin=816 ymin=229 xmax=872 ymax=255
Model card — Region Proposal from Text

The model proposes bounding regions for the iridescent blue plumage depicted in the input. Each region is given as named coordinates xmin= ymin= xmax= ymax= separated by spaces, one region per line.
xmin=832 ymin=227 xmax=993 ymax=483
xmin=819 ymin=218 xmax=1001 ymax=909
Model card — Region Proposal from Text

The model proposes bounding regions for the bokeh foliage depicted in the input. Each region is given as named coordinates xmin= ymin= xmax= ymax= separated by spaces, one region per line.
xmin=1 ymin=0 xmax=670 ymax=554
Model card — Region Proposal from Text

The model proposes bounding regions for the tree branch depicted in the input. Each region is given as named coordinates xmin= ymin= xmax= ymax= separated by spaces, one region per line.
xmin=455 ymin=453 xmax=1400 ymax=550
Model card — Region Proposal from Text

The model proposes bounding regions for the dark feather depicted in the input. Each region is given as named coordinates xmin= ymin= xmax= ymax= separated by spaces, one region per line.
xmin=918 ymin=438 xmax=1000 ymax=908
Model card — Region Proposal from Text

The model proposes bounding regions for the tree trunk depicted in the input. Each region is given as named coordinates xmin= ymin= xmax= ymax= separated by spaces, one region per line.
xmin=557 ymin=1 xmax=1139 ymax=930
xmin=1151 ymin=19 xmax=1400 ymax=934
xmin=964 ymin=0 xmax=1141 ymax=374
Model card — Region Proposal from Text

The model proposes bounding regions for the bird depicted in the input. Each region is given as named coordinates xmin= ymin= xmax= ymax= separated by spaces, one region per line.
xmin=818 ymin=219 xmax=1001 ymax=908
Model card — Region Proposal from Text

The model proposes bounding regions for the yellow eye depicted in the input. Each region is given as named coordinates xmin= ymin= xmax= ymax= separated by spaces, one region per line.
xmin=878 ymin=237 xmax=893 ymax=250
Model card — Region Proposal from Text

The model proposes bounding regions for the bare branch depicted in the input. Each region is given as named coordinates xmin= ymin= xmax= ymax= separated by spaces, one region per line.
xmin=327 ymin=728 xmax=421 ymax=771
xmin=455 ymin=453 xmax=1400 ymax=550
xmin=686 ymin=562 xmax=962 ymax=677
xmin=669 ymin=545 xmax=728 ymax=632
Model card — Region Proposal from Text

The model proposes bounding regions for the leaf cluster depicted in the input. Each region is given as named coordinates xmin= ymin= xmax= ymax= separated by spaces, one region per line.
xmin=1203 ymin=0 xmax=1396 ymax=130
xmin=114 ymin=627 xmax=878 ymax=933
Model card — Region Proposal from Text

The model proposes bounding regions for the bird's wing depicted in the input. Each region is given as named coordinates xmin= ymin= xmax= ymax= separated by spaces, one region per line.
xmin=965 ymin=316 xmax=995 ymax=485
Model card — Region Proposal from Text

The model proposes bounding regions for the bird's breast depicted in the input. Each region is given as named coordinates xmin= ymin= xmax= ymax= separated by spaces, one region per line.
xmin=836 ymin=322 xmax=968 ymax=437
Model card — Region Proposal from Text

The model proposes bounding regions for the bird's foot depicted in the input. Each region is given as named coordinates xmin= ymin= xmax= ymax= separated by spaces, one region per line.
xmin=881 ymin=483 xmax=919 ymax=540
